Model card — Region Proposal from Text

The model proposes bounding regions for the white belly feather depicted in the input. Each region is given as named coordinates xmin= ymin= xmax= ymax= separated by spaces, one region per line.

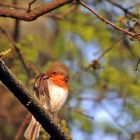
xmin=47 ymin=80 xmax=68 ymax=112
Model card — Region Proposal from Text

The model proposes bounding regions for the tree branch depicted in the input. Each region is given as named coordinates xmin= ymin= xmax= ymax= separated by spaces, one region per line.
xmin=0 ymin=26 xmax=33 ymax=78
xmin=135 ymin=57 xmax=140 ymax=71
xmin=107 ymin=0 xmax=137 ymax=18
xmin=27 ymin=0 xmax=37 ymax=12
xmin=79 ymin=1 xmax=140 ymax=41
xmin=0 ymin=0 xmax=73 ymax=21
xmin=12 ymin=0 xmax=20 ymax=43
xmin=87 ymin=37 xmax=123 ymax=70
xmin=0 ymin=60 xmax=71 ymax=140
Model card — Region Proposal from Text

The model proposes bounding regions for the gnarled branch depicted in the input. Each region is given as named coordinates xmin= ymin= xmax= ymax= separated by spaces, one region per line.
xmin=0 ymin=0 xmax=73 ymax=21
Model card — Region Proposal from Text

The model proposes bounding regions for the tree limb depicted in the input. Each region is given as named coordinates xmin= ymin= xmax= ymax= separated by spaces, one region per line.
xmin=79 ymin=1 xmax=140 ymax=41
xmin=0 ymin=26 xmax=33 ymax=78
xmin=0 ymin=0 xmax=73 ymax=21
xmin=0 ymin=60 xmax=71 ymax=140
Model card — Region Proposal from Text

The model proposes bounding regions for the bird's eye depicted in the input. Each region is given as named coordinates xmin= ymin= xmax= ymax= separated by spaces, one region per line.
xmin=53 ymin=72 xmax=56 ymax=74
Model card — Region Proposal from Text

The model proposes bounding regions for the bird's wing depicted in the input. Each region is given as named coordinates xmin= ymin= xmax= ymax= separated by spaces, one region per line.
xmin=33 ymin=73 xmax=50 ymax=108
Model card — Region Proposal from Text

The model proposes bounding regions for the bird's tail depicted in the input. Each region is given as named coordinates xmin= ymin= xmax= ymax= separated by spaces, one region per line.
xmin=24 ymin=116 xmax=41 ymax=140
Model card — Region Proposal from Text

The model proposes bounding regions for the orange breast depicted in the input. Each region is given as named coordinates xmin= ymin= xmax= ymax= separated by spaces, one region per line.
xmin=49 ymin=75 xmax=68 ymax=91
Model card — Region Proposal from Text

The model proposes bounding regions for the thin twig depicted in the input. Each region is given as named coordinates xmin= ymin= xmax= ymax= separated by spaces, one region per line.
xmin=107 ymin=0 xmax=137 ymax=18
xmin=13 ymin=19 xmax=20 ymax=42
xmin=99 ymin=102 xmax=130 ymax=139
xmin=14 ymin=112 xmax=31 ymax=140
xmin=79 ymin=1 xmax=140 ymax=41
xmin=68 ymin=107 xmax=94 ymax=121
xmin=27 ymin=0 xmax=37 ymax=12
xmin=12 ymin=0 xmax=20 ymax=43
xmin=134 ymin=57 xmax=140 ymax=71
xmin=0 ymin=26 xmax=33 ymax=78
xmin=97 ymin=37 xmax=123 ymax=61
xmin=87 ymin=37 xmax=123 ymax=70
xmin=61 ymin=3 xmax=77 ymax=17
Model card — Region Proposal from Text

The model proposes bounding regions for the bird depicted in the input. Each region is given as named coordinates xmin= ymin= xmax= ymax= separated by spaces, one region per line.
xmin=24 ymin=61 xmax=69 ymax=140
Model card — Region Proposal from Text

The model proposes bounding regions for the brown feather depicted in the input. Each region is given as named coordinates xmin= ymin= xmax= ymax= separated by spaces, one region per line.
xmin=33 ymin=73 xmax=50 ymax=109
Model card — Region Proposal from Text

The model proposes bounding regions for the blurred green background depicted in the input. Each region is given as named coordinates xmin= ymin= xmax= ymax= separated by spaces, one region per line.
xmin=0 ymin=0 xmax=140 ymax=140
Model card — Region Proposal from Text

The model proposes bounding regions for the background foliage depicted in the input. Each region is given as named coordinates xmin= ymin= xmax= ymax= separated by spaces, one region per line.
xmin=0 ymin=0 xmax=140 ymax=140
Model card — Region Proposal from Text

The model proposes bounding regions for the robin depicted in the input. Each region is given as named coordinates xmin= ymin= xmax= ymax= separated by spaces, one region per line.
xmin=24 ymin=61 xmax=69 ymax=140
